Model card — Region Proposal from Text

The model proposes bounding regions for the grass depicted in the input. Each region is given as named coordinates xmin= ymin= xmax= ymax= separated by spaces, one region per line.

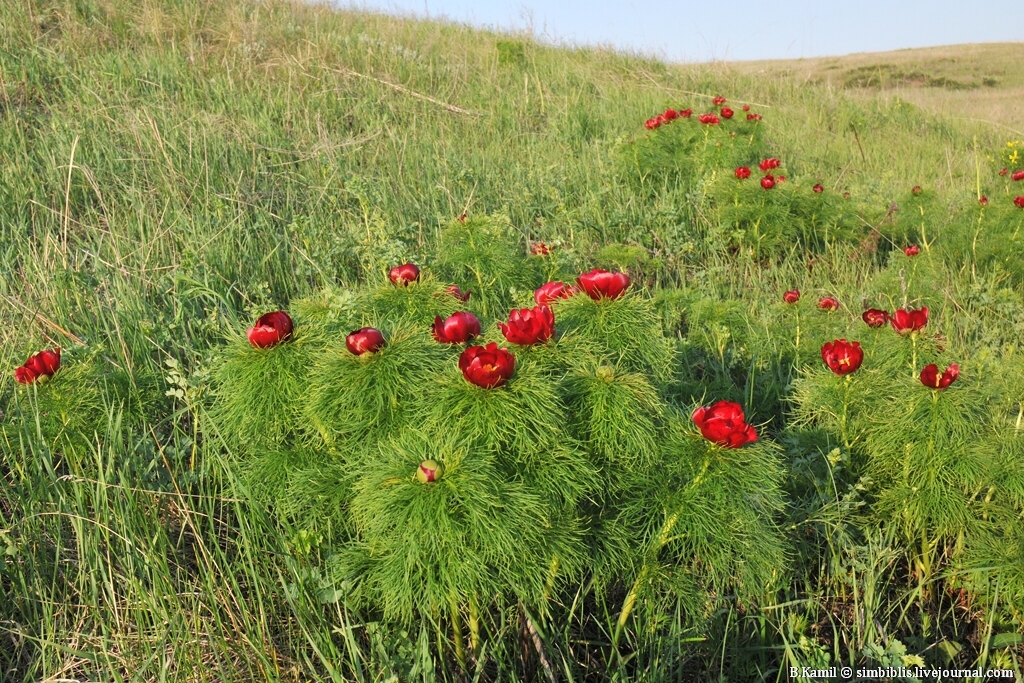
xmin=2 ymin=0 xmax=1024 ymax=680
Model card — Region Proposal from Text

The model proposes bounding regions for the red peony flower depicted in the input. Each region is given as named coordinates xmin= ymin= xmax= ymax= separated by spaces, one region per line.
xmin=416 ymin=459 xmax=443 ymax=483
xmin=999 ymin=168 xmax=1009 ymax=176
xmin=759 ymin=158 xmax=781 ymax=171
xmin=890 ymin=307 xmax=928 ymax=334
xmin=534 ymin=281 xmax=579 ymax=306
xmin=818 ymin=296 xmax=839 ymax=311
xmin=777 ymin=175 xmax=787 ymax=182
xmin=644 ymin=118 xmax=659 ymax=130
xmin=783 ymin=289 xmax=800 ymax=304
xmin=746 ymin=112 xmax=762 ymax=121
xmin=742 ymin=104 xmax=750 ymax=112
xmin=531 ymin=241 xmax=550 ymax=256
xmin=920 ymin=363 xmax=959 ymax=390
xmin=904 ymin=244 xmax=920 ymax=257
xmin=346 ymin=327 xmax=385 ymax=355
xmin=14 ymin=348 xmax=61 ymax=385
xmin=663 ymin=108 xmax=679 ymax=120
xmin=720 ymin=107 xmax=734 ymax=119
xmin=576 ymin=269 xmax=631 ymax=300
xmin=389 ymin=263 xmax=420 ymax=286
xmin=459 ymin=342 xmax=515 ymax=388
xmin=698 ymin=113 xmax=720 ymax=125
xmin=760 ymin=175 xmax=776 ymax=190
xmin=821 ymin=339 xmax=863 ymax=376
xmin=679 ymin=108 xmax=692 ymax=118
xmin=1013 ymin=170 xmax=1024 ymax=181
xmin=692 ymin=400 xmax=757 ymax=448
xmin=912 ymin=185 xmax=922 ymax=195
xmin=446 ymin=285 xmax=471 ymax=302
xmin=813 ymin=183 xmax=824 ymax=193
xmin=735 ymin=166 xmax=752 ymax=179
xmin=1015 ymin=196 xmax=1024 ymax=208
xmin=247 ymin=311 xmax=293 ymax=349
xmin=432 ymin=311 xmax=481 ymax=344
xmin=712 ymin=96 xmax=726 ymax=105
xmin=861 ymin=309 xmax=889 ymax=328
xmin=499 ymin=305 xmax=555 ymax=346
xmin=979 ymin=195 xmax=989 ymax=206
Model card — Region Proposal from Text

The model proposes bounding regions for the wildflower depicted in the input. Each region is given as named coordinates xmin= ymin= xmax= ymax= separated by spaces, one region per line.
xmin=912 ymin=185 xmax=922 ymax=195
xmin=679 ymin=108 xmax=692 ymax=118
xmin=999 ymin=168 xmax=1009 ymax=176
xmin=862 ymin=309 xmax=889 ymax=328
xmin=531 ymin=242 xmax=550 ymax=256
xmin=1013 ymin=170 xmax=1024 ymax=181
xmin=721 ymin=107 xmax=734 ymax=119
xmin=904 ymin=244 xmax=920 ymax=257
xmin=247 ymin=311 xmax=293 ymax=349
xmin=446 ymin=285 xmax=471 ymax=302
xmin=698 ymin=113 xmax=720 ymax=125
xmin=818 ymin=297 xmax=839 ymax=311
xmin=346 ymin=327 xmax=386 ymax=355
xmin=644 ymin=118 xmax=659 ymax=130
xmin=760 ymin=175 xmax=776 ymax=190
xmin=979 ymin=195 xmax=989 ymax=206
xmin=499 ymin=306 xmax=555 ymax=346
xmin=759 ymin=158 xmax=781 ymax=171
xmin=459 ymin=343 xmax=515 ymax=388
xmin=713 ymin=96 xmax=726 ymax=105
xmin=432 ymin=312 xmax=481 ymax=344
xmin=416 ymin=460 xmax=443 ymax=483
xmin=14 ymin=348 xmax=61 ymax=384
xmin=534 ymin=281 xmax=579 ymax=306
xmin=692 ymin=400 xmax=757 ymax=448
xmin=783 ymin=289 xmax=800 ymax=304
xmin=821 ymin=339 xmax=864 ymax=376
xmin=389 ymin=263 xmax=420 ymax=286
xmin=920 ymin=363 xmax=959 ymax=390
xmin=663 ymin=108 xmax=679 ymax=120
xmin=746 ymin=113 xmax=762 ymax=121
xmin=576 ymin=269 xmax=631 ymax=300
xmin=813 ymin=183 xmax=824 ymax=193
xmin=1015 ymin=196 xmax=1024 ymax=208
xmin=777 ymin=175 xmax=787 ymax=183
xmin=742 ymin=104 xmax=750 ymax=112
xmin=735 ymin=166 xmax=752 ymax=179
xmin=890 ymin=307 xmax=928 ymax=334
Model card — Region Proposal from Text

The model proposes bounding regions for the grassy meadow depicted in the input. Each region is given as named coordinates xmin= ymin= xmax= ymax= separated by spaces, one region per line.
xmin=2 ymin=0 xmax=1024 ymax=680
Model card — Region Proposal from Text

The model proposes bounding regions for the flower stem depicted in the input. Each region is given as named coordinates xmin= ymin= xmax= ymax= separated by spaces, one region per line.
xmin=794 ymin=308 xmax=801 ymax=369
xmin=911 ymin=333 xmax=918 ymax=380
xmin=468 ymin=594 xmax=481 ymax=659
xmin=449 ymin=594 xmax=467 ymax=672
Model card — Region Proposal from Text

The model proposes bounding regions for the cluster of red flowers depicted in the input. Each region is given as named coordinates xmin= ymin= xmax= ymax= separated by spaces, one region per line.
xmin=735 ymin=158 xmax=791 ymax=191
xmin=643 ymin=95 xmax=761 ymax=131
xmin=14 ymin=348 xmax=61 ymax=385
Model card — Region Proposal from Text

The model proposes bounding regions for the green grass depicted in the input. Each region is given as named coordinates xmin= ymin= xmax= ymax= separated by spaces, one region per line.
xmin=3 ymin=0 xmax=1024 ymax=680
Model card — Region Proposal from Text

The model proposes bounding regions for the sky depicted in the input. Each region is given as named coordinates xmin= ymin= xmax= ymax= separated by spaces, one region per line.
xmin=345 ymin=0 xmax=1024 ymax=62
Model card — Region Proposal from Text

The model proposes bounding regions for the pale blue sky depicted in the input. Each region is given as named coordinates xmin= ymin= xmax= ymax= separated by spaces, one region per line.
xmin=345 ymin=0 xmax=1023 ymax=62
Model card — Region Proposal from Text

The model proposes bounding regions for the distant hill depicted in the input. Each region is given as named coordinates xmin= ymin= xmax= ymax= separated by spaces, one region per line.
xmin=729 ymin=42 xmax=1024 ymax=134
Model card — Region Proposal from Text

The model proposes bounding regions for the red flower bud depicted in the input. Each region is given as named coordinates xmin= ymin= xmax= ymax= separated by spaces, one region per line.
xmin=760 ymin=175 xmax=776 ymax=190
xmin=389 ymin=263 xmax=420 ymax=286
xmin=742 ymin=104 xmax=750 ymax=112
xmin=720 ymin=107 xmax=734 ymax=119
xmin=979 ymin=195 xmax=989 ymax=206
xmin=812 ymin=183 xmax=824 ymax=193
xmin=576 ymin=269 xmax=631 ymax=300
xmin=679 ymin=108 xmax=692 ymax=118
xmin=346 ymin=327 xmax=385 ymax=355
xmin=416 ymin=459 xmax=443 ymax=483
xmin=861 ymin=309 xmax=889 ymax=328
xmin=530 ymin=241 xmax=550 ymax=255
xmin=777 ymin=175 xmax=787 ymax=183
xmin=712 ymin=96 xmax=726 ymax=106
xmin=746 ymin=112 xmax=762 ymax=121
xmin=735 ymin=166 xmax=752 ymax=179
xmin=783 ymin=289 xmax=800 ymax=304
xmin=692 ymin=400 xmax=757 ymax=448
xmin=1015 ymin=196 xmax=1024 ymax=208
xmin=890 ymin=307 xmax=928 ymax=334
xmin=1012 ymin=170 xmax=1024 ymax=181
xmin=920 ymin=363 xmax=959 ymax=390
xmin=999 ymin=168 xmax=1009 ymax=176
xmin=663 ymin=108 xmax=678 ymax=120
xmin=247 ymin=311 xmax=293 ymax=349
xmin=459 ymin=342 xmax=515 ymax=389
xmin=904 ymin=244 xmax=920 ymax=257
xmin=446 ymin=285 xmax=471 ymax=303
xmin=14 ymin=348 xmax=61 ymax=385
xmin=911 ymin=185 xmax=922 ymax=195
xmin=499 ymin=305 xmax=554 ymax=346
xmin=534 ymin=281 xmax=580 ymax=306
xmin=432 ymin=311 xmax=481 ymax=344
xmin=818 ymin=296 xmax=839 ymax=311
xmin=759 ymin=158 xmax=781 ymax=171
xmin=698 ymin=113 xmax=720 ymax=125
xmin=821 ymin=339 xmax=863 ymax=376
